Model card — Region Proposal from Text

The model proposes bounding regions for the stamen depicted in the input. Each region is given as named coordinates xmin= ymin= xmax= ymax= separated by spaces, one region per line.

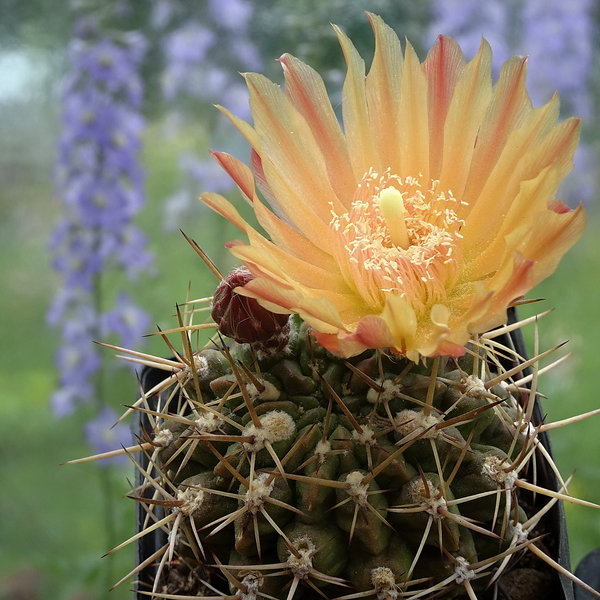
xmin=377 ymin=187 xmax=410 ymax=249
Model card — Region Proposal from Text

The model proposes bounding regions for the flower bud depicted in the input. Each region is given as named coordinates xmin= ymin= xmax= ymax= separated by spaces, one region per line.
xmin=211 ymin=267 xmax=289 ymax=345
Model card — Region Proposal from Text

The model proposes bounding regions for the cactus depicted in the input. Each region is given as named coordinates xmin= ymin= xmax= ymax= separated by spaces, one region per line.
xmin=80 ymin=285 xmax=597 ymax=600
xmin=66 ymin=15 xmax=600 ymax=600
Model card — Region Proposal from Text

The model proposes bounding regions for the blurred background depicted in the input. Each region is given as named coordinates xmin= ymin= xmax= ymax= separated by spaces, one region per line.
xmin=1 ymin=0 xmax=599 ymax=598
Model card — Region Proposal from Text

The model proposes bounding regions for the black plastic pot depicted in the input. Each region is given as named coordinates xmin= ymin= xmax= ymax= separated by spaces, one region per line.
xmin=131 ymin=307 xmax=594 ymax=600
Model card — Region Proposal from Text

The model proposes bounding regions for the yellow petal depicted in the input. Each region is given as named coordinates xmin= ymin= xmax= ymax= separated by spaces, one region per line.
xmin=216 ymin=103 xmax=262 ymax=151
xmin=252 ymin=196 xmax=339 ymax=273
xmin=379 ymin=293 xmax=418 ymax=353
xmin=245 ymin=72 xmax=347 ymax=221
xmin=365 ymin=12 xmax=404 ymax=175
xmin=397 ymin=41 xmax=430 ymax=184
xmin=200 ymin=192 xmax=249 ymax=233
xmin=463 ymin=55 xmax=532 ymax=212
xmin=333 ymin=23 xmax=378 ymax=180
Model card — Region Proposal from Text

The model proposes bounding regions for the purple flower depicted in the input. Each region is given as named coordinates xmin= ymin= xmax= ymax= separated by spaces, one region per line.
xmin=107 ymin=225 xmax=155 ymax=279
xmin=68 ymin=35 xmax=147 ymax=105
xmin=161 ymin=23 xmax=216 ymax=99
xmin=101 ymin=292 xmax=152 ymax=349
xmin=208 ymin=0 xmax=252 ymax=31
xmin=51 ymin=383 xmax=95 ymax=417
xmin=84 ymin=407 xmax=132 ymax=467
xmin=163 ymin=154 xmax=235 ymax=230
xmin=51 ymin=230 xmax=104 ymax=292
xmin=520 ymin=0 xmax=593 ymax=118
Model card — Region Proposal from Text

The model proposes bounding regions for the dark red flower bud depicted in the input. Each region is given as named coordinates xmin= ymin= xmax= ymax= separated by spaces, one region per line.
xmin=211 ymin=267 xmax=289 ymax=345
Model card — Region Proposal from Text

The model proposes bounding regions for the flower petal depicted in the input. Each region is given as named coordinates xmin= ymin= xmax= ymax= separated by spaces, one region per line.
xmin=333 ymin=23 xmax=378 ymax=180
xmin=438 ymin=39 xmax=492 ymax=199
xmin=422 ymin=35 xmax=466 ymax=179
xmin=279 ymin=53 xmax=356 ymax=206
xmin=210 ymin=151 xmax=255 ymax=203
xmin=397 ymin=41 xmax=430 ymax=184
xmin=245 ymin=72 xmax=346 ymax=219
xmin=365 ymin=12 xmax=404 ymax=175
xmin=463 ymin=56 xmax=532 ymax=212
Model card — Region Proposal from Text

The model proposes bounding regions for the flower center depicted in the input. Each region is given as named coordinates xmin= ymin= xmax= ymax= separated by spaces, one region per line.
xmin=330 ymin=170 xmax=465 ymax=313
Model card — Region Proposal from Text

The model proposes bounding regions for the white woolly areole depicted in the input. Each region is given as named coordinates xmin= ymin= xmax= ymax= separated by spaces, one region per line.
xmin=370 ymin=566 xmax=398 ymax=600
xmin=513 ymin=522 xmax=529 ymax=544
xmin=345 ymin=470 xmax=369 ymax=506
xmin=367 ymin=379 xmax=401 ymax=404
xmin=286 ymin=537 xmax=315 ymax=579
xmin=239 ymin=574 xmax=260 ymax=600
xmin=154 ymin=428 xmax=174 ymax=447
xmin=453 ymin=556 xmax=475 ymax=584
xmin=353 ymin=425 xmax=377 ymax=446
xmin=175 ymin=487 xmax=204 ymax=516
xmin=394 ymin=410 xmax=440 ymax=439
xmin=246 ymin=380 xmax=280 ymax=401
xmin=314 ymin=440 xmax=331 ymax=463
xmin=464 ymin=374 xmax=487 ymax=397
xmin=408 ymin=478 xmax=447 ymax=517
xmin=195 ymin=412 xmax=224 ymax=433
xmin=245 ymin=472 xmax=275 ymax=514
xmin=243 ymin=411 xmax=295 ymax=452
xmin=193 ymin=354 xmax=210 ymax=378
xmin=482 ymin=455 xmax=518 ymax=488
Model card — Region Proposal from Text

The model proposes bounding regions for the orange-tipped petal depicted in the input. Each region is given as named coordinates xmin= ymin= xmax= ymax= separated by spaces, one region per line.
xmin=463 ymin=55 xmax=532 ymax=211
xmin=422 ymin=35 xmax=466 ymax=179
xmin=245 ymin=72 xmax=346 ymax=220
xmin=200 ymin=192 xmax=249 ymax=233
xmin=210 ymin=151 xmax=255 ymax=204
xmin=438 ymin=39 xmax=492 ymax=199
xmin=279 ymin=52 xmax=356 ymax=205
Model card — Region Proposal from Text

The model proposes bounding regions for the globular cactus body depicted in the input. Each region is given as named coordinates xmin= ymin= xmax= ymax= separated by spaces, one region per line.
xmin=136 ymin=313 xmax=560 ymax=600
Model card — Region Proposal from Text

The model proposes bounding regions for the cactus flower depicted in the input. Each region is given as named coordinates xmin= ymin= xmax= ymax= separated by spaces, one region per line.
xmin=202 ymin=13 xmax=585 ymax=362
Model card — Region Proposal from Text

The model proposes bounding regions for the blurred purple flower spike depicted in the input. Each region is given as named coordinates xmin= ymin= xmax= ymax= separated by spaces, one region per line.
xmin=84 ymin=407 xmax=132 ymax=467
xmin=208 ymin=0 xmax=252 ymax=31
xmin=156 ymin=0 xmax=261 ymax=229
xmin=101 ymin=292 xmax=152 ymax=351
xmin=49 ymin=13 xmax=153 ymax=418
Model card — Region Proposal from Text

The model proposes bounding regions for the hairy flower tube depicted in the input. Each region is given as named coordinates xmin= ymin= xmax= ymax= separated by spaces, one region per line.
xmin=201 ymin=13 xmax=585 ymax=362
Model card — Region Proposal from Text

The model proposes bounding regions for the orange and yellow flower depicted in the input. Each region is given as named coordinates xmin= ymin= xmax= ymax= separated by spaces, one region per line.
xmin=201 ymin=14 xmax=586 ymax=362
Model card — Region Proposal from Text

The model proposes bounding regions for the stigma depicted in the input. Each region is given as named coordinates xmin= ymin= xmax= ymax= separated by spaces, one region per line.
xmin=377 ymin=186 xmax=410 ymax=249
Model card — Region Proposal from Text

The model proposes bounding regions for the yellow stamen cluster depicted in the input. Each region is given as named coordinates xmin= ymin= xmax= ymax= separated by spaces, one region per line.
xmin=331 ymin=171 xmax=465 ymax=313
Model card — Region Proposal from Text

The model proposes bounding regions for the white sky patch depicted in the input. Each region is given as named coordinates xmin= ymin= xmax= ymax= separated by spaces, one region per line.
xmin=0 ymin=50 xmax=50 ymax=102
